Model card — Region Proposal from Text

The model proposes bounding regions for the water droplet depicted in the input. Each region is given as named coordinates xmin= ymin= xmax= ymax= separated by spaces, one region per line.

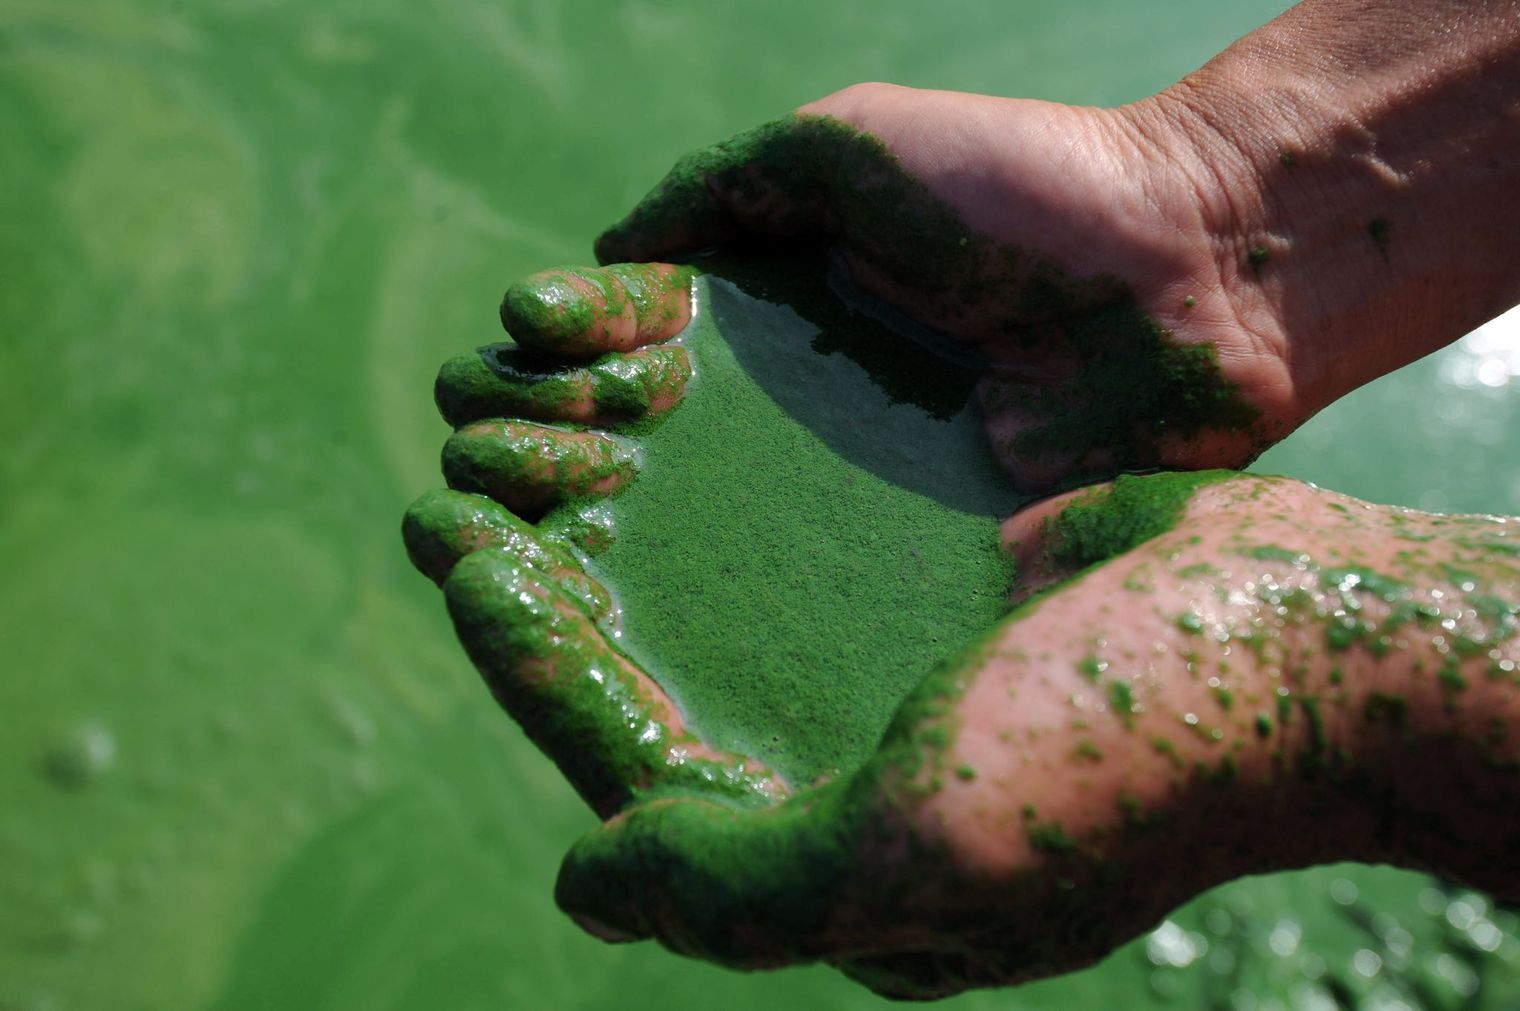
xmin=1436 ymin=952 xmax=1480 ymax=995
xmin=40 ymin=722 xmax=116 ymax=789
xmin=1147 ymin=920 xmax=1205 ymax=968
xmin=1352 ymin=947 xmax=1382 ymax=977
xmin=1267 ymin=919 xmax=1301 ymax=957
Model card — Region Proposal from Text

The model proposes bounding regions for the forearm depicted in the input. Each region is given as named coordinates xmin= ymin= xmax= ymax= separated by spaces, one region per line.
xmin=1140 ymin=0 xmax=1520 ymax=414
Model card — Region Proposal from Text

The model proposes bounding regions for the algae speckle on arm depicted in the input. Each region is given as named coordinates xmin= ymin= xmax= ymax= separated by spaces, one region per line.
xmin=1046 ymin=470 xmax=1236 ymax=570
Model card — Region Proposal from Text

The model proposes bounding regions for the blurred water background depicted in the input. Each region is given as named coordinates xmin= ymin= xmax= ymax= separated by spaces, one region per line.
xmin=5 ymin=0 xmax=1520 ymax=1008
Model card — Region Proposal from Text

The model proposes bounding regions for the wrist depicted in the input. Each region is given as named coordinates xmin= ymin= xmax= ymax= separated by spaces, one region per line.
xmin=1123 ymin=4 xmax=1520 ymax=420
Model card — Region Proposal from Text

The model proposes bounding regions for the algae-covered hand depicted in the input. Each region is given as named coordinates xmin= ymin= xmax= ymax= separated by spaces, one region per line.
xmin=597 ymin=0 xmax=1520 ymax=492
xmin=549 ymin=475 xmax=1520 ymax=999
xmin=595 ymin=93 xmax=1279 ymax=492
xmin=407 ymin=263 xmax=1520 ymax=999
xmin=412 ymin=441 xmax=1520 ymax=998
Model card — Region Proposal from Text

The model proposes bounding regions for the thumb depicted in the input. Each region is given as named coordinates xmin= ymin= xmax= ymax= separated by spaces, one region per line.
xmin=594 ymin=116 xmax=846 ymax=264
xmin=555 ymin=787 xmax=860 ymax=967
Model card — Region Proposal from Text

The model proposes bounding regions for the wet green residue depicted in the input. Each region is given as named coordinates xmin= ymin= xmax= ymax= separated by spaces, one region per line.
xmin=1151 ymin=736 xmax=1184 ymax=769
xmin=1073 ymin=740 xmax=1104 ymax=763
xmin=1438 ymin=662 xmax=1469 ymax=710
xmin=954 ymin=763 xmax=978 ymax=781
xmin=1027 ymin=821 xmax=1079 ymax=854
xmin=1248 ymin=545 xmax=1308 ymax=564
xmin=1254 ymin=713 xmax=1274 ymax=737
xmin=1047 ymin=470 xmax=1236 ymax=570
xmin=444 ymin=548 xmax=782 ymax=814
xmin=441 ymin=419 xmax=635 ymax=516
xmin=500 ymin=263 xmax=695 ymax=359
xmin=1278 ymin=149 xmax=1297 ymax=167
xmin=556 ymin=777 xmax=868 ymax=969
xmin=1108 ymin=680 xmax=1139 ymax=729
xmin=683 ymin=248 xmax=979 ymax=421
xmin=587 ymin=252 xmax=1023 ymax=784
xmin=435 ymin=343 xmax=692 ymax=427
xmin=598 ymin=114 xmax=1262 ymax=481
xmin=1247 ymin=246 xmax=1270 ymax=274
xmin=1298 ymin=696 xmax=1327 ymax=773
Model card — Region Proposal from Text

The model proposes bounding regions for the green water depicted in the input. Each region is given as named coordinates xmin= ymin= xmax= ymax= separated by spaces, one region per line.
xmin=6 ymin=0 xmax=1520 ymax=1008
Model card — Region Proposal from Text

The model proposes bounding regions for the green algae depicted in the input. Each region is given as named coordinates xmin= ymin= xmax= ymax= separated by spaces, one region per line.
xmin=1027 ymin=821 xmax=1080 ymax=854
xmin=1073 ymin=740 xmax=1105 ymax=763
xmin=597 ymin=114 xmax=1261 ymax=480
xmin=1047 ymin=470 xmax=1236 ymax=570
xmin=1107 ymin=680 xmax=1139 ymax=728
xmin=499 ymin=264 xmax=695 ymax=359
xmin=441 ymin=419 xmax=635 ymax=515
xmin=444 ymin=548 xmax=781 ymax=816
xmin=586 ymin=252 xmax=1022 ymax=785
xmin=434 ymin=343 xmax=692 ymax=427
xmin=1077 ymin=654 xmax=1106 ymax=682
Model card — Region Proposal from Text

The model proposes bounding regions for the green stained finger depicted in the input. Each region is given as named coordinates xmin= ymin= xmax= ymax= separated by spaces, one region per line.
xmin=434 ymin=343 xmax=692 ymax=428
xmin=442 ymin=420 xmax=636 ymax=516
xmin=592 ymin=115 xmax=849 ymax=265
xmin=555 ymin=786 xmax=856 ymax=965
xmin=443 ymin=548 xmax=785 ymax=818
xmin=499 ymin=263 xmax=695 ymax=359
xmin=401 ymin=489 xmax=611 ymax=618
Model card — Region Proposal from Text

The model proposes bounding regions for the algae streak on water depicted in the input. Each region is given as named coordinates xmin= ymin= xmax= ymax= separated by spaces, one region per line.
xmin=585 ymin=253 xmax=1026 ymax=786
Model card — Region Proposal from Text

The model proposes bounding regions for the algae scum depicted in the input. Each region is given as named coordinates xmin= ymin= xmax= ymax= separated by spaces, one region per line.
xmin=584 ymin=252 xmax=1025 ymax=785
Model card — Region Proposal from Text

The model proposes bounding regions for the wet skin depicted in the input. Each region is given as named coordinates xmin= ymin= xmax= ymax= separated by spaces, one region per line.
xmin=407 ymin=259 xmax=1520 ymax=1000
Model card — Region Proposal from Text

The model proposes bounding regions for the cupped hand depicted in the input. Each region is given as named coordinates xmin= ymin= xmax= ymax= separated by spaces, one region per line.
xmin=592 ymin=84 xmax=1314 ymax=492
xmin=405 ymin=263 xmax=1520 ymax=999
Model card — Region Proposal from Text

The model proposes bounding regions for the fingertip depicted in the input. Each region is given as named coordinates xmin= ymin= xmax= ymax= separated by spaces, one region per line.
xmin=501 ymin=267 xmax=629 ymax=359
xmin=602 ymin=262 xmax=697 ymax=344
xmin=402 ymin=488 xmax=501 ymax=585
xmin=442 ymin=420 xmax=636 ymax=516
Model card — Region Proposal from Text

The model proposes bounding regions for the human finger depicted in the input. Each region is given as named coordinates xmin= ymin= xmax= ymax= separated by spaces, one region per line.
xmin=444 ymin=548 xmax=786 ymax=818
xmin=442 ymin=419 xmax=635 ymax=517
xmin=434 ymin=343 xmax=692 ymax=428
xmin=401 ymin=489 xmax=612 ymax=619
xmin=500 ymin=263 xmax=695 ymax=360
xmin=555 ymin=787 xmax=853 ymax=964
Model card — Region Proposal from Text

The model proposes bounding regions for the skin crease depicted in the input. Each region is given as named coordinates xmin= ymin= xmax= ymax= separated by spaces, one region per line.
xmin=406 ymin=0 xmax=1520 ymax=997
